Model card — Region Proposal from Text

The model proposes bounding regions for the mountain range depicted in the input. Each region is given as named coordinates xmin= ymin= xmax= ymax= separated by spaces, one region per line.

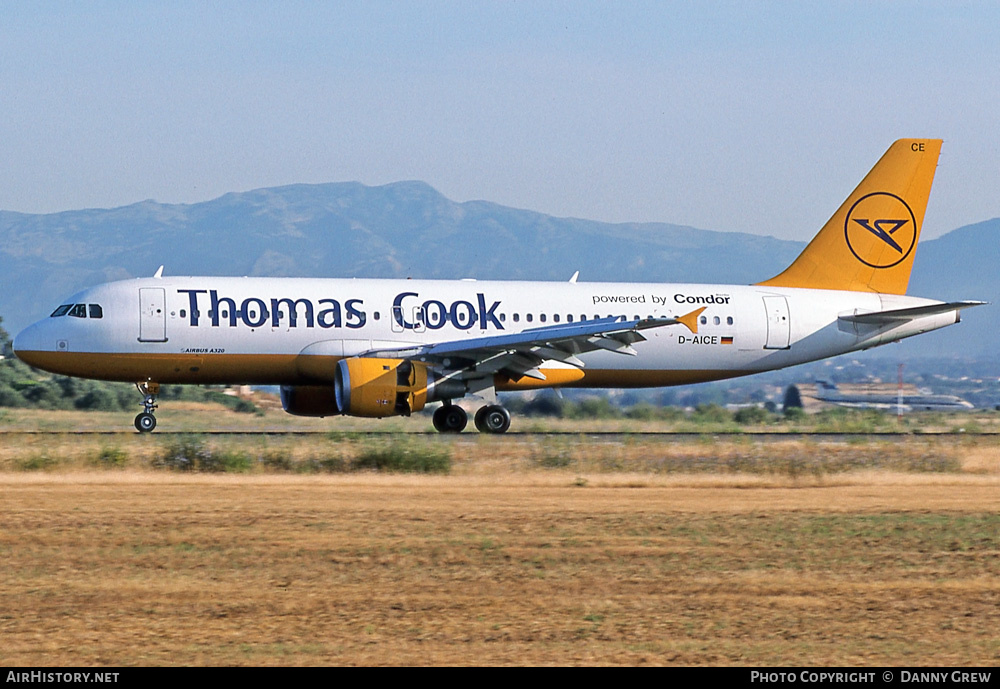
xmin=1 ymin=181 xmax=995 ymax=358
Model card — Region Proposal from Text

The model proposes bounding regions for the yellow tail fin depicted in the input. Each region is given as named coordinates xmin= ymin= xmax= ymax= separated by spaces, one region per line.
xmin=758 ymin=139 xmax=942 ymax=295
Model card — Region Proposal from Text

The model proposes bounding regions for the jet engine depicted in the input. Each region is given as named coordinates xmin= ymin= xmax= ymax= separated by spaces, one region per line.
xmin=281 ymin=357 xmax=467 ymax=419
xmin=335 ymin=357 xmax=465 ymax=417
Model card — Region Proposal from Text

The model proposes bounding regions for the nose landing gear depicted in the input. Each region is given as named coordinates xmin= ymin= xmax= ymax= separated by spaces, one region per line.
xmin=134 ymin=381 xmax=160 ymax=433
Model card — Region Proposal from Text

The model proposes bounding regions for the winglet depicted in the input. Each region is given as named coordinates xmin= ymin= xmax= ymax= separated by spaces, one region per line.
xmin=153 ymin=265 xmax=164 ymax=279
xmin=568 ymin=271 xmax=579 ymax=283
xmin=676 ymin=307 xmax=706 ymax=334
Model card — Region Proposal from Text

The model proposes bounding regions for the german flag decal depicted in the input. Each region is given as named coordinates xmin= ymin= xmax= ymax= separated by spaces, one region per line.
xmin=721 ymin=336 xmax=734 ymax=345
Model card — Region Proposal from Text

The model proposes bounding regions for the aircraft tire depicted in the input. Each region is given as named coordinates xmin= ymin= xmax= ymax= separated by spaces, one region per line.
xmin=135 ymin=412 xmax=157 ymax=433
xmin=475 ymin=405 xmax=511 ymax=434
xmin=433 ymin=404 xmax=467 ymax=433
xmin=474 ymin=406 xmax=488 ymax=432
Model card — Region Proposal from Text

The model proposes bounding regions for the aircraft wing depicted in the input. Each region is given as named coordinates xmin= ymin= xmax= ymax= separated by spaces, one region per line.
xmin=362 ymin=311 xmax=701 ymax=382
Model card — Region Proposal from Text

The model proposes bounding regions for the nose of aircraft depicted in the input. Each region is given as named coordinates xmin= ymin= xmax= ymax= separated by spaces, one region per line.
xmin=12 ymin=320 xmax=52 ymax=368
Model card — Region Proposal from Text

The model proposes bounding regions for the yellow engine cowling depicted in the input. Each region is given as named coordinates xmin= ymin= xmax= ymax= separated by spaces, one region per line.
xmin=334 ymin=358 xmax=430 ymax=418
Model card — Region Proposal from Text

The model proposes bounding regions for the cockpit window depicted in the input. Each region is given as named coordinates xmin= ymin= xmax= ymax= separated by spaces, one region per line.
xmin=49 ymin=303 xmax=104 ymax=319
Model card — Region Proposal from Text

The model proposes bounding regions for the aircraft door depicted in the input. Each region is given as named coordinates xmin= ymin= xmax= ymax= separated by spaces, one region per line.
xmin=762 ymin=296 xmax=790 ymax=349
xmin=390 ymin=305 xmax=425 ymax=333
xmin=139 ymin=288 xmax=168 ymax=343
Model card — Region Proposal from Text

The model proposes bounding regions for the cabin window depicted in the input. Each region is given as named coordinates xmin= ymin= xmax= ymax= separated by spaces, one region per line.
xmin=373 ymin=312 xmax=380 ymax=321
xmin=713 ymin=316 xmax=720 ymax=325
xmin=526 ymin=314 xmax=533 ymax=323
xmin=513 ymin=313 xmax=520 ymax=323
xmin=499 ymin=313 xmax=506 ymax=322
xmin=567 ymin=314 xmax=574 ymax=323
xmin=69 ymin=304 xmax=87 ymax=318
xmin=727 ymin=316 xmax=734 ymax=325
xmin=88 ymin=304 xmax=103 ymax=319
xmin=700 ymin=316 xmax=707 ymax=325
xmin=540 ymin=314 xmax=547 ymax=323
xmin=553 ymin=314 xmax=560 ymax=323
xmin=50 ymin=305 xmax=72 ymax=317
xmin=180 ymin=309 xmax=186 ymax=318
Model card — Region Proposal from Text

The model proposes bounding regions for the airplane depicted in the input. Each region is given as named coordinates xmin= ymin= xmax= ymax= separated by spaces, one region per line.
xmin=11 ymin=139 xmax=985 ymax=433
xmin=811 ymin=380 xmax=974 ymax=412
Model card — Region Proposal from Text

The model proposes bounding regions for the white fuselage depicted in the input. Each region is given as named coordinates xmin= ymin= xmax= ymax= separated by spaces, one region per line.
xmin=13 ymin=276 xmax=959 ymax=389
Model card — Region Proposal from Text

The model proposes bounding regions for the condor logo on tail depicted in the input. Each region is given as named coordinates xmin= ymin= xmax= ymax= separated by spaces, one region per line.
xmin=758 ymin=139 xmax=940 ymax=294
xmin=844 ymin=191 xmax=916 ymax=268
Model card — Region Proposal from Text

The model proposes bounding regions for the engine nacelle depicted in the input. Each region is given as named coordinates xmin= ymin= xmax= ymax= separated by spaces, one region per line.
xmin=280 ymin=384 xmax=341 ymax=417
xmin=332 ymin=357 xmax=421 ymax=418
xmin=335 ymin=357 xmax=467 ymax=418
xmin=282 ymin=358 xmax=467 ymax=419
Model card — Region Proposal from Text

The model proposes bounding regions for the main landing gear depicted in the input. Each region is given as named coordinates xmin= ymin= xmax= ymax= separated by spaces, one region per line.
xmin=432 ymin=403 xmax=467 ymax=433
xmin=474 ymin=405 xmax=511 ymax=434
xmin=431 ymin=402 xmax=511 ymax=434
xmin=134 ymin=381 xmax=160 ymax=433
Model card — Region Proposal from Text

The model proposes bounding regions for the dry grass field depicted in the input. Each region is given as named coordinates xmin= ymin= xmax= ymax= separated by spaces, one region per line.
xmin=1 ymin=409 xmax=998 ymax=666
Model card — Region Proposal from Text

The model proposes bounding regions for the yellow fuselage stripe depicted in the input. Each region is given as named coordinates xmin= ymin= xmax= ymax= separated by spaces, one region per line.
xmin=16 ymin=350 xmax=740 ymax=389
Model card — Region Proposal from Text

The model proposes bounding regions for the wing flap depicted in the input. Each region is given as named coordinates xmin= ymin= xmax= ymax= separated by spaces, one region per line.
xmin=358 ymin=310 xmax=703 ymax=384
xmin=365 ymin=316 xmax=676 ymax=361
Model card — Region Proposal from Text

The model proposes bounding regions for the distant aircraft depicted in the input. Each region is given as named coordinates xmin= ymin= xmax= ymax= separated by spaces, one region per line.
xmin=12 ymin=139 xmax=985 ymax=433
xmin=811 ymin=381 xmax=974 ymax=412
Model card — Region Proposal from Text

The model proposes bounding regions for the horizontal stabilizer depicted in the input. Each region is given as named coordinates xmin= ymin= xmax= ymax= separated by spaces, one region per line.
xmin=839 ymin=301 xmax=987 ymax=324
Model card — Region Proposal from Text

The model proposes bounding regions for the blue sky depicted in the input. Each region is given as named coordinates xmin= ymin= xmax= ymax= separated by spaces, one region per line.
xmin=2 ymin=1 xmax=998 ymax=239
